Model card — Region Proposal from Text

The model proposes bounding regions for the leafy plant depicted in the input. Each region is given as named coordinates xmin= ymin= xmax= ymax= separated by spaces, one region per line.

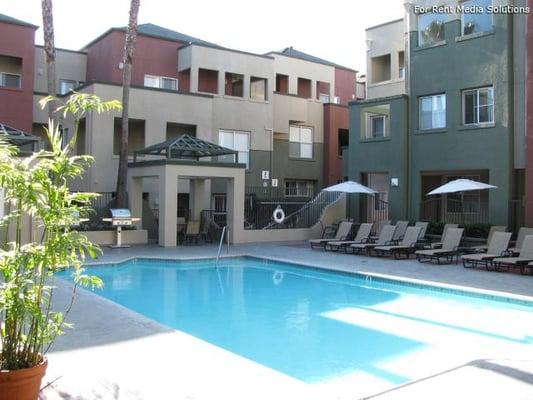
xmin=0 ymin=94 xmax=121 ymax=370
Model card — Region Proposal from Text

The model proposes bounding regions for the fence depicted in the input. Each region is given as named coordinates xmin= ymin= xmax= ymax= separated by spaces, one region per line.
xmin=420 ymin=197 xmax=489 ymax=225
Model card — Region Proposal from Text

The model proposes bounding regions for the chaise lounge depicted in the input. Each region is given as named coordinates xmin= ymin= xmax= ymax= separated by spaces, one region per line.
xmin=309 ymin=221 xmax=353 ymax=250
xmin=349 ymin=225 xmax=396 ymax=255
xmin=461 ymin=231 xmax=512 ymax=269
xmin=415 ymin=228 xmax=464 ymax=264
xmin=373 ymin=226 xmax=423 ymax=259
xmin=325 ymin=223 xmax=373 ymax=252
xmin=492 ymin=235 xmax=533 ymax=275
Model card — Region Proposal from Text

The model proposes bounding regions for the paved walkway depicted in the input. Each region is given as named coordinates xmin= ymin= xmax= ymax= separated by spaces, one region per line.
xmin=40 ymin=242 xmax=533 ymax=400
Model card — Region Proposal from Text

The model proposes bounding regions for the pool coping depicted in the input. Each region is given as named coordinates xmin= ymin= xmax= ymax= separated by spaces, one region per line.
xmin=81 ymin=253 xmax=533 ymax=307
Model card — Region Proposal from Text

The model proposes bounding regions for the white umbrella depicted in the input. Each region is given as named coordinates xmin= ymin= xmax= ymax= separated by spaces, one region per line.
xmin=427 ymin=179 xmax=497 ymax=196
xmin=322 ymin=180 xmax=377 ymax=194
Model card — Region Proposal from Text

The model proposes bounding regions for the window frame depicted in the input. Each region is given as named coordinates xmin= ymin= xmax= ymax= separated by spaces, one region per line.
xmin=418 ymin=12 xmax=446 ymax=47
xmin=462 ymin=86 xmax=494 ymax=126
xmin=143 ymin=74 xmax=178 ymax=91
xmin=289 ymin=125 xmax=314 ymax=159
xmin=0 ymin=72 xmax=21 ymax=89
xmin=460 ymin=0 xmax=493 ymax=36
xmin=59 ymin=79 xmax=76 ymax=95
xmin=364 ymin=113 xmax=388 ymax=139
xmin=419 ymin=93 xmax=447 ymax=130
xmin=284 ymin=180 xmax=314 ymax=198
xmin=218 ymin=129 xmax=250 ymax=168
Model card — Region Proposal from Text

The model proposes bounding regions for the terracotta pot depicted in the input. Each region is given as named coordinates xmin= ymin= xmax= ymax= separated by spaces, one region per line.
xmin=0 ymin=358 xmax=48 ymax=400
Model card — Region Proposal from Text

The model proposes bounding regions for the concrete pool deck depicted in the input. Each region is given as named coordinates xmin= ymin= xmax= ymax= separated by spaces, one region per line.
xmin=41 ymin=242 xmax=533 ymax=399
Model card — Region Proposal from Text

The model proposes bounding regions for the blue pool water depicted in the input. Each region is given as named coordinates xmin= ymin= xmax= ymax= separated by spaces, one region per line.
xmin=57 ymin=257 xmax=533 ymax=384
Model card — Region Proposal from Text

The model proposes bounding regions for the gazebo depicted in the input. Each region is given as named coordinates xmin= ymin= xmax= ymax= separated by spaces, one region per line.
xmin=0 ymin=122 xmax=39 ymax=149
xmin=128 ymin=134 xmax=246 ymax=247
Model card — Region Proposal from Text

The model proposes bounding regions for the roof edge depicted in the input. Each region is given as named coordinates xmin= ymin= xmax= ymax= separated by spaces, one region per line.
xmin=267 ymin=51 xmax=357 ymax=73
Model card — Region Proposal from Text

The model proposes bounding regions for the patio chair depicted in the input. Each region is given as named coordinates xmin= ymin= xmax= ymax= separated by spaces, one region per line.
xmin=349 ymin=225 xmax=396 ymax=255
xmin=373 ymin=226 xmax=423 ymax=259
xmin=508 ymin=227 xmax=533 ymax=254
xmin=471 ymin=226 xmax=507 ymax=252
xmin=325 ymin=223 xmax=373 ymax=252
xmin=492 ymin=235 xmax=533 ymax=274
xmin=415 ymin=228 xmax=464 ymax=264
xmin=391 ymin=221 xmax=409 ymax=243
xmin=461 ymin=232 xmax=512 ymax=269
xmin=183 ymin=220 xmax=201 ymax=244
xmin=309 ymin=221 xmax=353 ymax=249
xmin=370 ymin=219 xmax=392 ymax=239
xmin=427 ymin=223 xmax=459 ymax=249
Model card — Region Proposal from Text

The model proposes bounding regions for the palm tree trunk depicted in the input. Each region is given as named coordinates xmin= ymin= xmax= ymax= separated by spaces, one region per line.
xmin=116 ymin=0 xmax=140 ymax=208
xmin=41 ymin=0 xmax=57 ymax=125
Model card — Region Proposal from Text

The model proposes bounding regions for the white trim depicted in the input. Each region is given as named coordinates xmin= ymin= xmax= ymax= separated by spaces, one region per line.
xmin=462 ymin=86 xmax=494 ymax=126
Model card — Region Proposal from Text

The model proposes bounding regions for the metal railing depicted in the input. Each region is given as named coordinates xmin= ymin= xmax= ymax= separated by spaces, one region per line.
xmin=420 ymin=197 xmax=489 ymax=225
xmin=360 ymin=196 xmax=389 ymax=231
xmin=261 ymin=191 xmax=342 ymax=230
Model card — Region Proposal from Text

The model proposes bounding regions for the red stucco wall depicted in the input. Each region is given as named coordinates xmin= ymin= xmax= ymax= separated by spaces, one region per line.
xmin=334 ymin=68 xmax=357 ymax=106
xmin=525 ymin=0 xmax=533 ymax=226
xmin=86 ymin=30 xmax=185 ymax=87
xmin=323 ymin=104 xmax=349 ymax=185
xmin=198 ymin=68 xmax=218 ymax=93
xmin=0 ymin=21 xmax=36 ymax=132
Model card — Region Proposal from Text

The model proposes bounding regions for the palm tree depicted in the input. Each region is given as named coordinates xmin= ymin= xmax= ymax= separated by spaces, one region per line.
xmin=115 ymin=0 xmax=141 ymax=208
xmin=41 ymin=0 xmax=57 ymax=125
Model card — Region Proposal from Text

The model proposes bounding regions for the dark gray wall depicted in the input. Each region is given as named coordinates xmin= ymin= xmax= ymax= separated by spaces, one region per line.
xmin=347 ymin=95 xmax=409 ymax=222
xmin=408 ymin=16 xmax=514 ymax=225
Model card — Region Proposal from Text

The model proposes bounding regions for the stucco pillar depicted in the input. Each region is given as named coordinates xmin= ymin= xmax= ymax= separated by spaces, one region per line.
xmin=243 ymin=75 xmax=250 ymax=100
xmin=190 ymin=68 xmax=199 ymax=93
xmin=288 ymin=75 xmax=298 ymax=95
xmin=128 ymin=176 xmax=143 ymax=229
xmin=158 ymin=168 xmax=177 ymax=247
xmin=190 ymin=178 xmax=211 ymax=220
xmin=218 ymin=70 xmax=225 ymax=95
xmin=226 ymin=172 xmax=245 ymax=244
xmin=311 ymin=79 xmax=317 ymax=101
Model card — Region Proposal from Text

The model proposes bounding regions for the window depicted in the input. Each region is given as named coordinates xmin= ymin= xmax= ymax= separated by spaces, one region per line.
xmin=219 ymin=130 xmax=250 ymax=168
xmin=462 ymin=0 xmax=492 ymax=36
xmin=225 ymin=73 xmax=244 ymax=97
xmin=198 ymin=68 xmax=218 ymax=94
xmin=276 ymin=74 xmax=288 ymax=93
xmin=338 ymin=129 xmax=349 ymax=156
xmin=285 ymin=180 xmax=314 ymax=198
xmin=463 ymin=86 xmax=494 ymax=125
xmin=289 ymin=125 xmax=313 ymax=159
xmin=250 ymin=76 xmax=267 ymax=101
xmin=418 ymin=12 xmax=445 ymax=46
xmin=113 ymin=118 xmax=146 ymax=155
xmin=398 ymin=51 xmax=405 ymax=79
xmin=297 ymin=78 xmax=311 ymax=98
xmin=333 ymin=96 xmax=340 ymax=104
xmin=365 ymin=113 xmax=388 ymax=139
xmin=419 ymin=94 xmax=446 ymax=130
xmin=143 ymin=75 xmax=178 ymax=91
xmin=0 ymin=72 xmax=21 ymax=88
xmin=59 ymin=79 xmax=76 ymax=95
xmin=319 ymin=93 xmax=330 ymax=103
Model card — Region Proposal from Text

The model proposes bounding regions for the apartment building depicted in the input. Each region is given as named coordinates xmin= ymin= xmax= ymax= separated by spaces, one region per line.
xmin=347 ymin=0 xmax=527 ymax=228
xmin=0 ymin=14 xmax=359 ymax=216
xmin=526 ymin=0 xmax=533 ymax=226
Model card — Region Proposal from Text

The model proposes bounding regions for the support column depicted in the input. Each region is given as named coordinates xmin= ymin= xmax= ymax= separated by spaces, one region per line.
xmin=227 ymin=173 xmax=245 ymax=244
xmin=243 ymin=75 xmax=250 ymax=100
xmin=190 ymin=68 xmax=199 ymax=93
xmin=128 ymin=176 xmax=143 ymax=229
xmin=311 ymin=79 xmax=317 ymax=100
xmin=218 ymin=70 xmax=225 ymax=95
xmin=288 ymin=75 xmax=298 ymax=95
xmin=158 ymin=168 xmax=177 ymax=247
xmin=190 ymin=179 xmax=211 ymax=220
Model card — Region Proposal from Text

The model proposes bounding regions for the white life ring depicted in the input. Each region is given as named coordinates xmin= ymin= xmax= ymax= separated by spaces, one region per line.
xmin=273 ymin=206 xmax=285 ymax=224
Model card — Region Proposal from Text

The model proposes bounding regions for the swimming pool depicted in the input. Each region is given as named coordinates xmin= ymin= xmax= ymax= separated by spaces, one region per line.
xmin=58 ymin=256 xmax=533 ymax=388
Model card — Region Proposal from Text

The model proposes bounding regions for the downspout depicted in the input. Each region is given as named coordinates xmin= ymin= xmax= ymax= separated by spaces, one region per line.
xmin=404 ymin=7 xmax=412 ymax=221
xmin=265 ymin=126 xmax=274 ymax=181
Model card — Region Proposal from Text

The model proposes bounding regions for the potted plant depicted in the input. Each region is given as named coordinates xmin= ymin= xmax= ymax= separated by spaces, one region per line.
xmin=0 ymin=94 xmax=121 ymax=400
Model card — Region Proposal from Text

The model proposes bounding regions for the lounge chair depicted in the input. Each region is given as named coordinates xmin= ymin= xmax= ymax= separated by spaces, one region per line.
xmin=183 ymin=220 xmax=201 ymax=244
xmin=471 ymin=226 xmax=507 ymax=252
xmin=350 ymin=225 xmax=396 ymax=255
xmin=309 ymin=221 xmax=353 ymax=249
xmin=427 ymin=223 xmax=459 ymax=249
xmin=370 ymin=219 xmax=392 ymax=240
xmin=325 ymin=223 xmax=373 ymax=252
xmin=391 ymin=220 xmax=409 ymax=243
xmin=492 ymin=235 xmax=533 ymax=274
xmin=415 ymin=228 xmax=464 ymax=264
xmin=373 ymin=226 xmax=423 ymax=259
xmin=461 ymin=232 xmax=512 ymax=269
xmin=508 ymin=227 xmax=533 ymax=254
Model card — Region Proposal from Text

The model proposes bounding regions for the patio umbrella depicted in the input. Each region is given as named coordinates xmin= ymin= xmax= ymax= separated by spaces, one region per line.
xmin=426 ymin=179 xmax=497 ymax=224
xmin=322 ymin=181 xmax=377 ymax=194
xmin=426 ymin=179 xmax=497 ymax=196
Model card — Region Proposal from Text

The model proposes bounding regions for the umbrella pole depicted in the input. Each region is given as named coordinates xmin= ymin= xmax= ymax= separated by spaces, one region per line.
xmin=461 ymin=192 xmax=464 ymax=226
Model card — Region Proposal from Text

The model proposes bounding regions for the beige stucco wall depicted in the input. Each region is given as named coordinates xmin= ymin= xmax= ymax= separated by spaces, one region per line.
xmin=83 ymin=229 xmax=148 ymax=246
xmin=269 ymin=53 xmax=336 ymax=100
xmin=272 ymin=93 xmax=324 ymax=143
xmin=34 ymin=47 xmax=87 ymax=94
xmin=366 ymin=19 xmax=406 ymax=99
